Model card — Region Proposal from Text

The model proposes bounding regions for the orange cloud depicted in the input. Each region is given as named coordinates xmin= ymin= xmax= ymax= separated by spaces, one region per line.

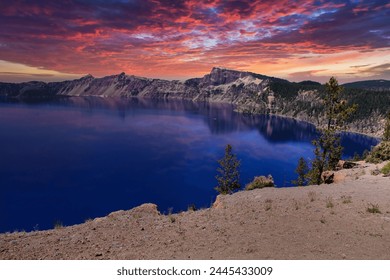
xmin=0 ymin=0 xmax=388 ymax=82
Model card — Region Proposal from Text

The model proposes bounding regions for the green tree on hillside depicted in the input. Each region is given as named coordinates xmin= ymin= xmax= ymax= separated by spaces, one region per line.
xmin=292 ymin=157 xmax=309 ymax=186
xmin=215 ymin=144 xmax=241 ymax=195
xmin=383 ymin=112 xmax=390 ymax=141
xmin=307 ymin=77 xmax=357 ymax=185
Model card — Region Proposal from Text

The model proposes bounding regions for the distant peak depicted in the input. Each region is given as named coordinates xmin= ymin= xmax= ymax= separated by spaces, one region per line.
xmin=210 ymin=67 xmax=254 ymax=76
xmin=81 ymin=74 xmax=94 ymax=79
xmin=118 ymin=72 xmax=126 ymax=76
xmin=211 ymin=66 xmax=234 ymax=72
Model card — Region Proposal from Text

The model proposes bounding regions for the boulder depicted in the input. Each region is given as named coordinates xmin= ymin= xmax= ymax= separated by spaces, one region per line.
xmin=371 ymin=168 xmax=381 ymax=176
xmin=337 ymin=160 xmax=358 ymax=170
xmin=321 ymin=171 xmax=335 ymax=184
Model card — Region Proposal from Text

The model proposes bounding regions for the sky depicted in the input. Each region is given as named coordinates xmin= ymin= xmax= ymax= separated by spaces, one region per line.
xmin=0 ymin=0 xmax=389 ymax=83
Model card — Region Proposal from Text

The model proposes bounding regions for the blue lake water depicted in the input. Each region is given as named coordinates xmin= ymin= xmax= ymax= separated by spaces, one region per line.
xmin=0 ymin=97 xmax=379 ymax=233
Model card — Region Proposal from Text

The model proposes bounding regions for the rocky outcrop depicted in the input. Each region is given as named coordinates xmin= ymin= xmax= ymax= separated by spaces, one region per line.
xmin=321 ymin=171 xmax=335 ymax=184
xmin=337 ymin=160 xmax=358 ymax=170
xmin=0 ymin=67 xmax=268 ymax=99
xmin=0 ymin=67 xmax=388 ymax=136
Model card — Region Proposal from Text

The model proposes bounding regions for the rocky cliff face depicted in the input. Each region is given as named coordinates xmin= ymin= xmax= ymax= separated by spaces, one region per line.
xmin=0 ymin=67 xmax=388 ymax=136
xmin=0 ymin=67 xmax=271 ymax=102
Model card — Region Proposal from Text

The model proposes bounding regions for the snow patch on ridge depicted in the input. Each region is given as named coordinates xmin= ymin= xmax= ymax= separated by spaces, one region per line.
xmin=213 ymin=75 xmax=263 ymax=91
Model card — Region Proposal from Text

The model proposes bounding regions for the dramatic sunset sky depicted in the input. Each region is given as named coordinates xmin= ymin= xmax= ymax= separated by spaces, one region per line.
xmin=0 ymin=0 xmax=389 ymax=83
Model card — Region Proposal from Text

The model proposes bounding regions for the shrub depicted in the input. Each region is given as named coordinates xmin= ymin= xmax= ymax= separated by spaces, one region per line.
xmin=381 ymin=162 xmax=390 ymax=176
xmin=366 ymin=141 xmax=390 ymax=163
xmin=167 ymin=207 xmax=176 ymax=223
xmin=53 ymin=220 xmax=63 ymax=229
xmin=169 ymin=215 xmax=176 ymax=223
xmin=326 ymin=197 xmax=334 ymax=208
xmin=367 ymin=203 xmax=381 ymax=214
xmin=245 ymin=175 xmax=274 ymax=190
xmin=187 ymin=203 xmax=197 ymax=211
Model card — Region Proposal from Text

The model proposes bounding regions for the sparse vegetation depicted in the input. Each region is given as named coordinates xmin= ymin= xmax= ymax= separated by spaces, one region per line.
xmin=308 ymin=191 xmax=317 ymax=202
xmin=362 ymin=112 xmax=390 ymax=163
xmin=320 ymin=216 xmax=326 ymax=224
xmin=380 ymin=162 xmax=390 ymax=176
xmin=352 ymin=150 xmax=369 ymax=161
xmin=371 ymin=168 xmax=381 ymax=176
xmin=326 ymin=197 xmax=334 ymax=208
xmin=265 ymin=199 xmax=273 ymax=211
xmin=341 ymin=195 xmax=352 ymax=204
xmin=167 ymin=208 xmax=176 ymax=223
xmin=215 ymin=144 xmax=241 ymax=195
xmin=293 ymin=200 xmax=300 ymax=210
xmin=362 ymin=150 xmax=370 ymax=160
xmin=383 ymin=112 xmax=390 ymax=141
xmin=367 ymin=203 xmax=381 ymax=214
xmin=132 ymin=213 xmax=140 ymax=219
xmin=53 ymin=220 xmax=63 ymax=229
xmin=292 ymin=157 xmax=309 ymax=186
xmin=12 ymin=229 xmax=26 ymax=233
xmin=245 ymin=175 xmax=274 ymax=190
xmin=187 ymin=203 xmax=197 ymax=212
xmin=366 ymin=141 xmax=390 ymax=163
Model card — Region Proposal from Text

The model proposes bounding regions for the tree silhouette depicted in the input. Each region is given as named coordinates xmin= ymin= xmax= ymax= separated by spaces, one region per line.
xmin=307 ymin=77 xmax=357 ymax=185
xmin=292 ymin=157 xmax=309 ymax=186
xmin=215 ymin=144 xmax=241 ymax=194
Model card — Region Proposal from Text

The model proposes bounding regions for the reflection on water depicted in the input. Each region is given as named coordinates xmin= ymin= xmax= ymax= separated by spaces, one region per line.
xmin=10 ymin=96 xmax=319 ymax=141
xmin=0 ymin=97 xmax=378 ymax=232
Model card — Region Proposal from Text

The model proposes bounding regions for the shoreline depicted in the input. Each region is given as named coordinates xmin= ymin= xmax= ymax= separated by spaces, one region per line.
xmin=3 ymin=94 xmax=382 ymax=139
xmin=69 ymin=95 xmax=387 ymax=139
xmin=1 ymin=161 xmax=389 ymax=259
xmin=0 ymin=95 xmax=382 ymax=236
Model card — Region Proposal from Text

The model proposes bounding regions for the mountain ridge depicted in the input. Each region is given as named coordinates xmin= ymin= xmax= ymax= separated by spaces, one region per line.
xmin=1 ymin=67 xmax=388 ymax=97
xmin=342 ymin=79 xmax=390 ymax=91
xmin=1 ymin=67 xmax=389 ymax=136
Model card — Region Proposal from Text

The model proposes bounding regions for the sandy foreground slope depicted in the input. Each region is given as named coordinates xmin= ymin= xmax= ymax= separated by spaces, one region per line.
xmin=1 ymin=161 xmax=389 ymax=260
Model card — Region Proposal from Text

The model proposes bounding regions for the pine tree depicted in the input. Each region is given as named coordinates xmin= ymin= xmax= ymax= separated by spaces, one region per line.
xmin=307 ymin=77 xmax=357 ymax=185
xmin=215 ymin=144 xmax=241 ymax=195
xmin=383 ymin=112 xmax=390 ymax=141
xmin=292 ymin=157 xmax=309 ymax=186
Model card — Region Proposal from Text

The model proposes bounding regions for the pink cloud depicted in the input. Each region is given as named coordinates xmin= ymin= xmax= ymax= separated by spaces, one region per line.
xmin=0 ymin=0 xmax=388 ymax=82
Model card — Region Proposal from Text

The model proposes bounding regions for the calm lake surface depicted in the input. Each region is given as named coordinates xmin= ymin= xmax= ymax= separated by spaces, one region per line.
xmin=0 ymin=97 xmax=379 ymax=232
